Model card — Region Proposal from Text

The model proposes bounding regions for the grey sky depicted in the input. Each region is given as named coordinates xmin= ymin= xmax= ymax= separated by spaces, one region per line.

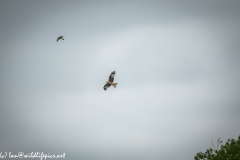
xmin=0 ymin=0 xmax=240 ymax=160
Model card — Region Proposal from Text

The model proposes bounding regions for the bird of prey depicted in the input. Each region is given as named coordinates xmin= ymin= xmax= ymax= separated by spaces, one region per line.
xmin=103 ymin=71 xmax=118 ymax=91
xmin=57 ymin=36 xmax=64 ymax=42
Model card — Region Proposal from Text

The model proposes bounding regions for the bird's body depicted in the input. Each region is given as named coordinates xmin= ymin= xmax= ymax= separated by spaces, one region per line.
xmin=57 ymin=36 xmax=64 ymax=42
xmin=103 ymin=71 xmax=118 ymax=91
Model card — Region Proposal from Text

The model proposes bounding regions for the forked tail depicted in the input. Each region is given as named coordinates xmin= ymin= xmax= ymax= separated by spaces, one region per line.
xmin=112 ymin=83 xmax=118 ymax=88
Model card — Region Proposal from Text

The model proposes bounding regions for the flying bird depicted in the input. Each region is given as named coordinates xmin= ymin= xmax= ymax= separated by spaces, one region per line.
xmin=57 ymin=36 xmax=64 ymax=42
xmin=103 ymin=71 xmax=118 ymax=91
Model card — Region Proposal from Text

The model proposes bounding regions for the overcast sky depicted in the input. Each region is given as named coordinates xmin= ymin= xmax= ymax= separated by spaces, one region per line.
xmin=0 ymin=0 xmax=240 ymax=160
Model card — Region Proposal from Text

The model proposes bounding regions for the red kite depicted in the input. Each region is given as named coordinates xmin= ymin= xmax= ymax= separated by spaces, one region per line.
xmin=103 ymin=71 xmax=118 ymax=91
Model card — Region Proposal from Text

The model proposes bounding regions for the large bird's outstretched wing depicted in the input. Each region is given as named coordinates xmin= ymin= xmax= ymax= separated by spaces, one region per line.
xmin=103 ymin=83 xmax=111 ymax=91
xmin=108 ymin=71 xmax=116 ymax=82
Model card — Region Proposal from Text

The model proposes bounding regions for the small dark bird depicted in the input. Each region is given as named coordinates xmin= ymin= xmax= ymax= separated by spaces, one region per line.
xmin=57 ymin=36 xmax=64 ymax=42
xmin=103 ymin=71 xmax=118 ymax=91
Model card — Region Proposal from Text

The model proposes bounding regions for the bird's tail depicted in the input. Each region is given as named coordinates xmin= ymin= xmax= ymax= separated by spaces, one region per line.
xmin=112 ymin=83 xmax=118 ymax=88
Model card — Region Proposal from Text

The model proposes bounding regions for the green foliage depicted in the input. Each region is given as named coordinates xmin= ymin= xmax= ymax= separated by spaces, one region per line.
xmin=194 ymin=135 xmax=240 ymax=160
